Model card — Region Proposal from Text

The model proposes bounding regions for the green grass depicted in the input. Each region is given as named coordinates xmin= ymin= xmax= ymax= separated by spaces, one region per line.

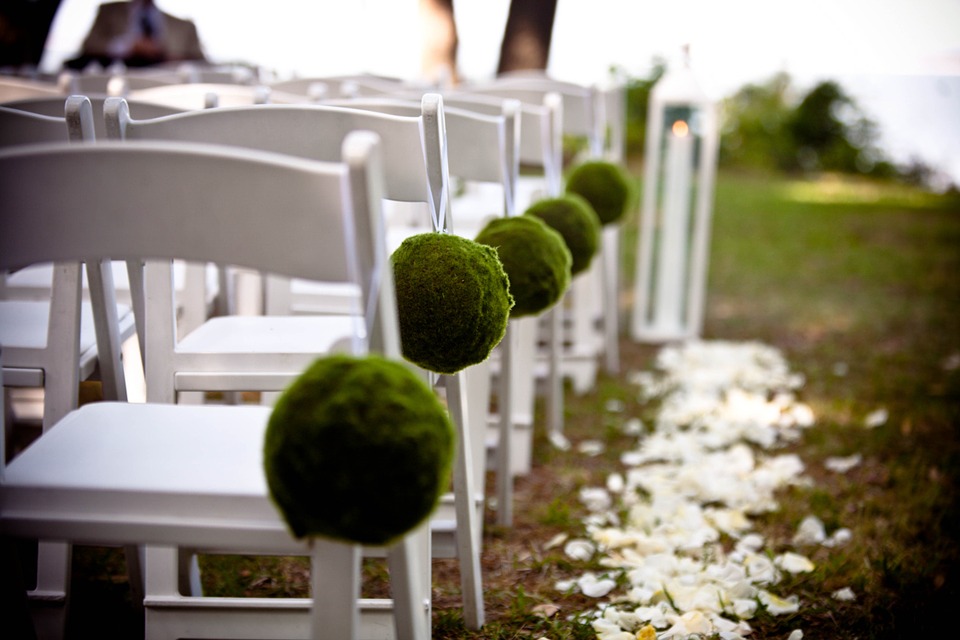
xmin=61 ymin=168 xmax=960 ymax=639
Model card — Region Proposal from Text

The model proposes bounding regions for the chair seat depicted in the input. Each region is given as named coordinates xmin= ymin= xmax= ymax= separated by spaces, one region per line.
xmin=178 ymin=315 xmax=359 ymax=354
xmin=0 ymin=299 xmax=136 ymax=386
xmin=5 ymin=261 xmax=219 ymax=306
xmin=1 ymin=402 xmax=309 ymax=552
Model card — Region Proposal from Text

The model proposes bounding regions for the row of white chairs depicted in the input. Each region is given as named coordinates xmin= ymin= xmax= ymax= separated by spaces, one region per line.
xmin=0 ymin=92 xmax=490 ymax=639
xmin=1 ymin=123 xmax=420 ymax=639
xmin=1 ymin=87 xmax=527 ymax=639
xmin=0 ymin=70 xmax=629 ymax=639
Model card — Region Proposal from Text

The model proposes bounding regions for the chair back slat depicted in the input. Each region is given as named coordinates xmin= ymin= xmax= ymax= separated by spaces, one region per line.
xmin=0 ymin=141 xmax=364 ymax=289
xmin=106 ymin=99 xmax=438 ymax=209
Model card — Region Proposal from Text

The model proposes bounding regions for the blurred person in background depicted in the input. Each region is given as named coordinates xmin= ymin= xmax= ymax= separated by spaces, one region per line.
xmin=67 ymin=0 xmax=205 ymax=68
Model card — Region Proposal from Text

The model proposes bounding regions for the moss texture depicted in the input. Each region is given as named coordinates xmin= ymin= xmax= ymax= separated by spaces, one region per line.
xmin=474 ymin=216 xmax=571 ymax=318
xmin=524 ymin=194 xmax=601 ymax=276
xmin=565 ymin=160 xmax=633 ymax=225
xmin=263 ymin=354 xmax=455 ymax=546
xmin=392 ymin=232 xmax=513 ymax=374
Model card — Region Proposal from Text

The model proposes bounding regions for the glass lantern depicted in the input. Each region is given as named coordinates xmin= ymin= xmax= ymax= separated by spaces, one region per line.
xmin=631 ymin=49 xmax=719 ymax=343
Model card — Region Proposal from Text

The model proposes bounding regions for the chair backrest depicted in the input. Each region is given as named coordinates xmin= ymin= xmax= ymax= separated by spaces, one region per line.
xmin=439 ymin=89 xmax=563 ymax=197
xmin=128 ymin=83 xmax=273 ymax=110
xmin=106 ymin=95 xmax=449 ymax=231
xmin=270 ymin=75 xmax=418 ymax=101
xmin=0 ymin=97 xmax=94 ymax=146
xmin=0 ymin=97 xmax=107 ymax=429
xmin=323 ymin=96 xmax=520 ymax=219
xmin=466 ymin=76 xmax=601 ymax=161
xmin=2 ymin=94 xmax=181 ymax=140
xmin=0 ymin=135 xmax=395 ymax=358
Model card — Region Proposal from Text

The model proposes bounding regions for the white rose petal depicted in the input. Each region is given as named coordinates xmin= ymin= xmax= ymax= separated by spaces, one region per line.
xmin=606 ymin=399 xmax=626 ymax=413
xmin=792 ymin=515 xmax=827 ymax=545
xmin=578 ymin=439 xmax=605 ymax=456
xmin=832 ymin=587 xmax=856 ymax=601
xmin=564 ymin=539 xmax=596 ymax=561
xmin=606 ymin=473 xmax=625 ymax=494
xmin=622 ymin=417 xmax=645 ymax=435
xmin=543 ymin=532 xmax=568 ymax=550
xmin=579 ymin=573 xmax=618 ymax=598
xmin=825 ymin=454 xmax=862 ymax=473
xmin=787 ymin=630 xmax=804 ymax=640
xmin=580 ymin=487 xmax=612 ymax=512
xmin=776 ymin=552 xmax=815 ymax=573
xmin=758 ymin=591 xmax=801 ymax=615
xmin=864 ymin=408 xmax=888 ymax=428
xmin=826 ymin=528 xmax=853 ymax=547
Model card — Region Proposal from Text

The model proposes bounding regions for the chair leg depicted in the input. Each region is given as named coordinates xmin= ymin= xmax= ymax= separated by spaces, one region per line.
xmin=386 ymin=523 xmax=431 ymax=640
xmin=310 ymin=539 xmax=361 ymax=640
xmin=601 ymin=225 xmax=621 ymax=375
xmin=495 ymin=324 xmax=515 ymax=527
xmin=444 ymin=372 xmax=484 ymax=629
xmin=546 ymin=304 xmax=566 ymax=448
xmin=28 ymin=541 xmax=70 ymax=640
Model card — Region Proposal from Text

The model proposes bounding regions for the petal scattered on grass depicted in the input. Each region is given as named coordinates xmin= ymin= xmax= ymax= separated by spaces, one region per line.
xmin=832 ymin=587 xmax=856 ymax=601
xmin=792 ymin=515 xmax=827 ymax=545
xmin=578 ymin=439 xmax=605 ymax=456
xmin=564 ymin=538 xmax=596 ymax=561
xmin=776 ymin=552 xmax=815 ymax=573
xmin=578 ymin=572 xmax=618 ymax=598
xmin=565 ymin=341 xmax=841 ymax=636
xmin=825 ymin=454 xmax=862 ymax=473
xmin=543 ymin=532 xmax=568 ymax=550
xmin=864 ymin=408 xmax=888 ymax=428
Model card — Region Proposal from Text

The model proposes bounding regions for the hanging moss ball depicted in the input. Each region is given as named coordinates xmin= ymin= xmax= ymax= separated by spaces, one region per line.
xmin=565 ymin=160 xmax=633 ymax=225
xmin=263 ymin=354 xmax=455 ymax=546
xmin=475 ymin=216 xmax=571 ymax=318
xmin=392 ymin=232 xmax=513 ymax=374
xmin=524 ymin=194 xmax=601 ymax=277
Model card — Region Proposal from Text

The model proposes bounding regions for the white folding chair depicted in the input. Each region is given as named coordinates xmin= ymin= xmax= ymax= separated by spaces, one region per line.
xmin=0 ymin=134 xmax=431 ymax=640
xmin=0 ymin=100 xmax=138 ymax=639
xmin=0 ymin=99 xmax=134 ymax=430
xmin=1 ymin=95 xmax=218 ymax=358
xmin=434 ymin=89 xmax=569 ymax=456
xmin=104 ymin=96 xmax=486 ymax=628
xmin=321 ymin=95 xmax=528 ymax=527
xmin=465 ymin=76 xmax=621 ymax=386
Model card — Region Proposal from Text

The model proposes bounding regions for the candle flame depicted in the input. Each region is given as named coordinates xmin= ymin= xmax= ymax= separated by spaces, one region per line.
xmin=672 ymin=120 xmax=689 ymax=137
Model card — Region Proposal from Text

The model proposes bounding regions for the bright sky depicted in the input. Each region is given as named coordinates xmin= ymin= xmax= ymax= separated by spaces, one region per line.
xmin=41 ymin=0 xmax=960 ymax=181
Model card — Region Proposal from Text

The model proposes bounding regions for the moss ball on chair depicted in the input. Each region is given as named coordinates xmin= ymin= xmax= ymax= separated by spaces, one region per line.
xmin=524 ymin=194 xmax=601 ymax=277
xmin=392 ymin=232 xmax=513 ymax=374
xmin=263 ymin=353 xmax=455 ymax=546
xmin=475 ymin=216 xmax=571 ymax=318
xmin=565 ymin=160 xmax=633 ymax=225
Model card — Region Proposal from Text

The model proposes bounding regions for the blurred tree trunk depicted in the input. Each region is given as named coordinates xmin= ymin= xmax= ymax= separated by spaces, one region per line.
xmin=419 ymin=0 xmax=459 ymax=85
xmin=496 ymin=0 xmax=558 ymax=75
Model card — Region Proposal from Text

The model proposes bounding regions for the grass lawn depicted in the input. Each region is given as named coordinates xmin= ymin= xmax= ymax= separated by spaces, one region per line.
xmin=60 ymin=168 xmax=960 ymax=639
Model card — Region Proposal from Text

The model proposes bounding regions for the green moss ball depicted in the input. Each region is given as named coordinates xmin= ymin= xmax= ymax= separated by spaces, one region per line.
xmin=263 ymin=354 xmax=455 ymax=546
xmin=524 ymin=194 xmax=601 ymax=277
xmin=392 ymin=232 xmax=513 ymax=374
xmin=565 ymin=160 xmax=633 ymax=225
xmin=475 ymin=216 xmax=571 ymax=318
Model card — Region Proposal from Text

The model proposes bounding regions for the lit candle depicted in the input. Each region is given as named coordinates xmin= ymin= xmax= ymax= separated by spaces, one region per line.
xmin=653 ymin=119 xmax=693 ymax=332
